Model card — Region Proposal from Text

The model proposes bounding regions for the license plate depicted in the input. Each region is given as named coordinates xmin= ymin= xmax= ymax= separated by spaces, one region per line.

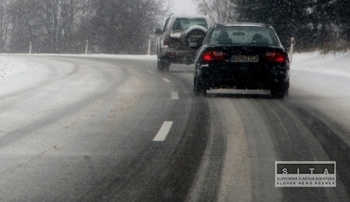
xmin=231 ymin=55 xmax=259 ymax=63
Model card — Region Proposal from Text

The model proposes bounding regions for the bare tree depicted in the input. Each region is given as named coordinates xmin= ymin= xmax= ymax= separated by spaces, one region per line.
xmin=7 ymin=0 xmax=39 ymax=52
xmin=195 ymin=0 xmax=237 ymax=23
xmin=0 ymin=0 xmax=11 ymax=51
xmin=90 ymin=0 xmax=166 ymax=54
xmin=39 ymin=0 xmax=80 ymax=53
xmin=4 ymin=0 xmax=167 ymax=53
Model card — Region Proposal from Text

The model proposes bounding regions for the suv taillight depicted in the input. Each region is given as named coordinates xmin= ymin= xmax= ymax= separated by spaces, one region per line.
xmin=202 ymin=51 xmax=226 ymax=62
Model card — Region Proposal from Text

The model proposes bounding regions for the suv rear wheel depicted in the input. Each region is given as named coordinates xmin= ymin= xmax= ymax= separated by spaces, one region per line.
xmin=157 ymin=57 xmax=170 ymax=72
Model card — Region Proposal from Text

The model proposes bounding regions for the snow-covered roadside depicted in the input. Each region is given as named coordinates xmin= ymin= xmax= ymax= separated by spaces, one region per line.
xmin=1 ymin=52 xmax=350 ymax=79
xmin=292 ymin=51 xmax=350 ymax=77
xmin=0 ymin=56 xmax=29 ymax=79
xmin=69 ymin=54 xmax=157 ymax=61
xmin=0 ymin=54 xmax=156 ymax=82
xmin=0 ymin=55 xmax=76 ymax=96
xmin=1 ymin=53 xmax=157 ymax=61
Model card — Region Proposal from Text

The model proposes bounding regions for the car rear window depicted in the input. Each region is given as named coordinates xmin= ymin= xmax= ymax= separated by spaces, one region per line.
xmin=172 ymin=18 xmax=208 ymax=31
xmin=210 ymin=26 xmax=280 ymax=46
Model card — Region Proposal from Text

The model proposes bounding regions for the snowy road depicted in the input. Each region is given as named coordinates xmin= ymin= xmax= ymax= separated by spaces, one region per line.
xmin=0 ymin=53 xmax=349 ymax=201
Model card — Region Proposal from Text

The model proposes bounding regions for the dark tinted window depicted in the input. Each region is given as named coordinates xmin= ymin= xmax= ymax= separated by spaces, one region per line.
xmin=210 ymin=26 xmax=280 ymax=46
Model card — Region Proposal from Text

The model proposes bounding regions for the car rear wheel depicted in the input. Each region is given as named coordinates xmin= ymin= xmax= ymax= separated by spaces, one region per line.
xmin=271 ymin=82 xmax=289 ymax=99
xmin=157 ymin=57 xmax=170 ymax=72
xmin=164 ymin=63 xmax=170 ymax=72
xmin=194 ymin=77 xmax=207 ymax=96
xmin=157 ymin=59 xmax=163 ymax=71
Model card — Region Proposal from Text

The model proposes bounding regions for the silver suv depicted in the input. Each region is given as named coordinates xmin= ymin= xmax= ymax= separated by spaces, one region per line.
xmin=155 ymin=14 xmax=212 ymax=71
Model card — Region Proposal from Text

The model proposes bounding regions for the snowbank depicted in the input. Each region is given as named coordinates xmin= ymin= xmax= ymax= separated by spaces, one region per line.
xmin=292 ymin=51 xmax=350 ymax=77
xmin=0 ymin=56 xmax=29 ymax=79
xmin=86 ymin=54 xmax=157 ymax=60
xmin=0 ymin=54 xmax=156 ymax=80
xmin=59 ymin=54 xmax=157 ymax=61
xmin=6 ymin=54 xmax=157 ymax=61
xmin=1 ymin=52 xmax=350 ymax=80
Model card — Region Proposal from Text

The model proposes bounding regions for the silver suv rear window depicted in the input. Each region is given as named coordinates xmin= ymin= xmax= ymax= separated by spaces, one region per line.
xmin=173 ymin=18 xmax=207 ymax=31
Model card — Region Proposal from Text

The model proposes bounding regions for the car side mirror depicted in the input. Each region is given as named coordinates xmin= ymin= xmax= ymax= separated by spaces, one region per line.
xmin=155 ymin=28 xmax=162 ymax=35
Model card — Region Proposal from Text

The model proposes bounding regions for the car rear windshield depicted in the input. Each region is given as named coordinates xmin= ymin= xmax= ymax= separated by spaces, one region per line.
xmin=210 ymin=26 xmax=280 ymax=46
xmin=172 ymin=18 xmax=207 ymax=31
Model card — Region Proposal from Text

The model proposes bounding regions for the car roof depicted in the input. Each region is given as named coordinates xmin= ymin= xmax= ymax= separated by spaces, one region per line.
xmin=169 ymin=13 xmax=209 ymax=19
xmin=214 ymin=23 xmax=273 ymax=29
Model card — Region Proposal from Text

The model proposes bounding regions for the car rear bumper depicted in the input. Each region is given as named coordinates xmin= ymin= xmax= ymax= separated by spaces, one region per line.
xmin=160 ymin=46 xmax=197 ymax=64
xmin=167 ymin=51 xmax=196 ymax=64
xmin=196 ymin=63 xmax=289 ymax=90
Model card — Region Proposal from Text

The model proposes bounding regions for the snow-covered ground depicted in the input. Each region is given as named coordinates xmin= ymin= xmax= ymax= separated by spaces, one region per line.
xmin=1 ymin=51 xmax=350 ymax=78
xmin=291 ymin=51 xmax=350 ymax=77
xmin=0 ymin=54 xmax=156 ymax=79
xmin=0 ymin=56 xmax=29 ymax=79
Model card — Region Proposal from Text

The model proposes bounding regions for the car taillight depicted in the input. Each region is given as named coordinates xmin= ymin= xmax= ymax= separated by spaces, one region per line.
xmin=202 ymin=52 xmax=214 ymax=62
xmin=274 ymin=53 xmax=286 ymax=63
xmin=202 ymin=51 xmax=226 ymax=62
xmin=164 ymin=37 xmax=169 ymax=46
xmin=265 ymin=52 xmax=287 ymax=63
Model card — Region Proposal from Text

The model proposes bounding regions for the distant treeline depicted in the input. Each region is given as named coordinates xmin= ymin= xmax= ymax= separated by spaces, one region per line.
xmin=0 ymin=0 xmax=165 ymax=54
xmin=2 ymin=0 xmax=348 ymax=53
xmin=196 ymin=0 xmax=350 ymax=51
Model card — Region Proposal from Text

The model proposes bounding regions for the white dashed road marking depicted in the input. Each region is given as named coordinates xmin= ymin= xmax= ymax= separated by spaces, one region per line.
xmin=153 ymin=121 xmax=173 ymax=141
xmin=146 ymin=70 xmax=154 ymax=74
xmin=162 ymin=78 xmax=171 ymax=83
xmin=171 ymin=92 xmax=179 ymax=100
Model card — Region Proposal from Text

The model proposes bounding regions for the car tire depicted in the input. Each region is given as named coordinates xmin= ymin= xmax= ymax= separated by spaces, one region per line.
xmin=164 ymin=63 xmax=170 ymax=72
xmin=157 ymin=57 xmax=170 ymax=72
xmin=271 ymin=82 xmax=289 ymax=99
xmin=181 ymin=25 xmax=207 ymax=48
xmin=194 ymin=77 xmax=207 ymax=96
xmin=157 ymin=59 xmax=164 ymax=71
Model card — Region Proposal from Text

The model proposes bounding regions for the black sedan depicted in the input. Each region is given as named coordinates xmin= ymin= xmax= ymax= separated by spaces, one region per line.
xmin=192 ymin=23 xmax=290 ymax=98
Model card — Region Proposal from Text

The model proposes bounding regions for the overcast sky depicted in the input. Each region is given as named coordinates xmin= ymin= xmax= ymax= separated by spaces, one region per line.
xmin=168 ymin=0 xmax=199 ymax=15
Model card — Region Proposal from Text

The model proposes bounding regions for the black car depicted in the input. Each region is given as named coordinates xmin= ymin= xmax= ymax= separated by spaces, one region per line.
xmin=192 ymin=23 xmax=290 ymax=98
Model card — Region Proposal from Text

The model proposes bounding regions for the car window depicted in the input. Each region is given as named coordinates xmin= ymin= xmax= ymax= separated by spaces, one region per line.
xmin=163 ymin=17 xmax=171 ymax=33
xmin=172 ymin=18 xmax=208 ymax=31
xmin=210 ymin=27 xmax=280 ymax=46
